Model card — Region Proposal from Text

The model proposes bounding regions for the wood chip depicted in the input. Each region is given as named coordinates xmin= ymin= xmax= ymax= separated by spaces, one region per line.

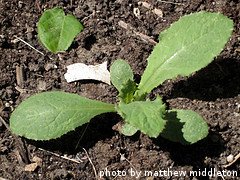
xmin=133 ymin=7 xmax=140 ymax=18
xmin=0 ymin=177 xmax=8 ymax=180
xmin=16 ymin=65 xmax=25 ymax=88
xmin=33 ymin=156 xmax=42 ymax=166
xmin=24 ymin=162 xmax=38 ymax=172
xmin=37 ymin=80 xmax=47 ymax=91
xmin=0 ymin=99 xmax=3 ymax=112
xmin=44 ymin=63 xmax=57 ymax=71
xmin=15 ymin=150 xmax=24 ymax=165
xmin=153 ymin=8 xmax=163 ymax=17
xmin=118 ymin=20 xmax=157 ymax=45
xmin=118 ymin=20 xmax=128 ymax=29
xmin=139 ymin=1 xmax=163 ymax=17
xmin=140 ymin=1 xmax=152 ymax=9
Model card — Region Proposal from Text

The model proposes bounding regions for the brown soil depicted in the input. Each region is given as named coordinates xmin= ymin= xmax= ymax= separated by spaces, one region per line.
xmin=0 ymin=0 xmax=239 ymax=179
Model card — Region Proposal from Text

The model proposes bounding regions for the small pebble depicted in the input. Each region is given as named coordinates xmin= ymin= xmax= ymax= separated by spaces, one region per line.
xmin=153 ymin=8 xmax=163 ymax=17
xmin=226 ymin=154 xmax=234 ymax=163
xmin=44 ymin=63 xmax=57 ymax=71
xmin=237 ymin=103 xmax=240 ymax=113
xmin=120 ymin=154 xmax=126 ymax=161
xmin=5 ymin=102 xmax=10 ymax=108
xmin=37 ymin=80 xmax=47 ymax=91
xmin=18 ymin=1 xmax=23 ymax=8
xmin=133 ymin=8 xmax=140 ymax=18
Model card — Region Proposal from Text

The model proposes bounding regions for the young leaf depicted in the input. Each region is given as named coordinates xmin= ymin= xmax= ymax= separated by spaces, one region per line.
xmin=161 ymin=109 xmax=209 ymax=144
xmin=120 ymin=123 xmax=138 ymax=136
xmin=38 ymin=7 xmax=84 ymax=53
xmin=10 ymin=92 xmax=115 ymax=140
xmin=119 ymin=80 xmax=138 ymax=104
xmin=110 ymin=59 xmax=134 ymax=92
xmin=118 ymin=97 xmax=166 ymax=138
xmin=110 ymin=59 xmax=137 ymax=103
xmin=137 ymin=11 xmax=233 ymax=97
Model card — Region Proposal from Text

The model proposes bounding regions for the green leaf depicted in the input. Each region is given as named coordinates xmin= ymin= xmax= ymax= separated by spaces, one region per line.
xmin=119 ymin=80 xmax=138 ymax=104
xmin=110 ymin=59 xmax=137 ymax=103
xmin=10 ymin=91 xmax=115 ymax=140
xmin=118 ymin=97 xmax=166 ymax=137
xmin=137 ymin=11 xmax=233 ymax=97
xmin=38 ymin=7 xmax=84 ymax=53
xmin=161 ymin=109 xmax=209 ymax=144
xmin=110 ymin=59 xmax=134 ymax=92
xmin=120 ymin=123 xmax=138 ymax=136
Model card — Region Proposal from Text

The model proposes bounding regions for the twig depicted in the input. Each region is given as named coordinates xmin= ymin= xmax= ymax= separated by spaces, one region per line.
xmin=15 ymin=86 xmax=29 ymax=94
xmin=138 ymin=2 xmax=163 ymax=17
xmin=75 ymin=124 xmax=89 ymax=150
xmin=13 ymin=35 xmax=45 ymax=56
xmin=0 ymin=116 xmax=30 ymax=164
xmin=83 ymin=148 xmax=98 ymax=180
xmin=219 ymin=173 xmax=226 ymax=180
xmin=16 ymin=65 xmax=25 ymax=88
xmin=0 ymin=177 xmax=8 ymax=180
xmin=38 ymin=148 xmax=83 ymax=163
xmin=34 ymin=0 xmax=41 ymax=12
xmin=118 ymin=20 xmax=157 ymax=45
xmin=120 ymin=154 xmax=140 ymax=179
xmin=134 ymin=31 xmax=157 ymax=45
xmin=0 ymin=116 xmax=10 ymax=131
xmin=156 ymin=0 xmax=183 ymax=5
xmin=0 ymin=100 xmax=3 ymax=113
xmin=223 ymin=153 xmax=240 ymax=168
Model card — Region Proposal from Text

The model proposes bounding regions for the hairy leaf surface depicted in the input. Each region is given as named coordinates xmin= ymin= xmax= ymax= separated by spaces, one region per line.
xmin=161 ymin=109 xmax=209 ymax=144
xmin=110 ymin=59 xmax=134 ymax=92
xmin=110 ymin=59 xmax=136 ymax=103
xmin=118 ymin=97 xmax=166 ymax=137
xmin=38 ymin=8 xmax=83 ymax=53
xmin=119 ymin=80 xmax=137 ymax=104
xmin=120 ymin=123 xmax=138 ymax=136
xmin=10 ymin=92 xmax=115 ymax=140
xmin=137 ymin=12 xmax=233 ymax=97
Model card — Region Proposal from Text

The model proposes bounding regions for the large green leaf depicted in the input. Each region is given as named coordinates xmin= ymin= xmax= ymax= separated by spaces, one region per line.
xmin=161 ymin=109 xmax=209 ymax=144
xmin=38 ymin=7 xmax=84 ymax=53
xmin=10 ymin=92 xmax=115 ymax=140
xmin=118 ymin=97 xmax=166 ymax=137
xmin=137 ymin=12 xmax=233 ymax=97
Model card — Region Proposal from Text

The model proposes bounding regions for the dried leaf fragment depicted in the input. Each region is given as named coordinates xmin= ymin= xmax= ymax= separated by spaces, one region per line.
xmin=153 ymin=8 xmax=163 ymax=17
xmin=24 ymin=162 xmax=38 ymax=172
xmin=24 ymin=156 xmax=42 ymax=172
xmin=64 ymin=61 xmax=110 ymax=85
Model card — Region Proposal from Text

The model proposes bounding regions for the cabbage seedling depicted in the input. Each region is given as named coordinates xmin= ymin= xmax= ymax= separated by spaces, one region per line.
xmin=10 ymin=12 xmax=233 ymax=144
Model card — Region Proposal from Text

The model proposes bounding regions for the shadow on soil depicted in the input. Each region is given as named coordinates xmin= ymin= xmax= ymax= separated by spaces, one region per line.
xmin=166 ymin=58 xmax=240 ymax=101
xmin=28 ymin=113 xmax=226 ymax=170
xmin=153 ymin=131 xmax=225 ymax=166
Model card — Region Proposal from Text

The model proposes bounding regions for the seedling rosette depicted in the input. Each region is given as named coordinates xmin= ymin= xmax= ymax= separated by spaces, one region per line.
xmin=10 ymin=12 xmax=233 ymax=144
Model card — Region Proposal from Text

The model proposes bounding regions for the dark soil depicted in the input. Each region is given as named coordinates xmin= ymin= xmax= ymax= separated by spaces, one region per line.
xmin=0 ymin=0 xmax=239 ymax=179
